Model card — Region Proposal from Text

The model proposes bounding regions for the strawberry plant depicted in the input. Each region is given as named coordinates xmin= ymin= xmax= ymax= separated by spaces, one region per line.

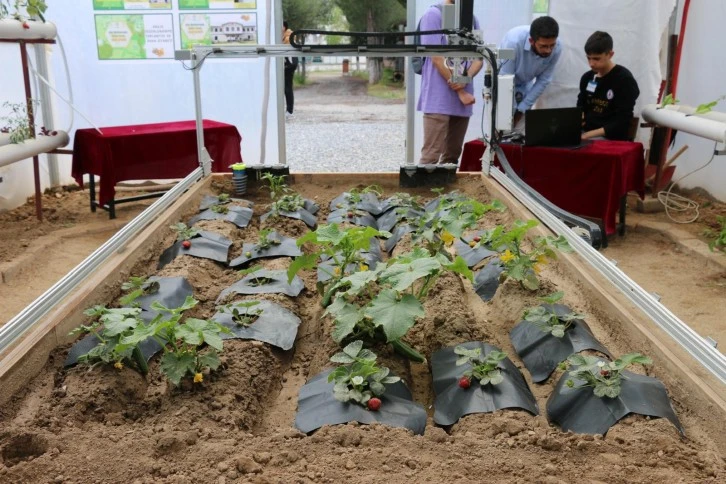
xmin=210 ymin=204 xmax=229 ymax=214
xmin=261 ymin=172 xmax=289 ymax=201
xmin=483 ymin=220 xmax=572 ymax=290
xmin=454 ymin=345 xmax=508 ymax=386
xmin=120 ymin=297 xmax=231 ymax=386
xmin=288 ymin=224 xmax=390 ymax=306
xmin=272 ymin=192 xmax=305 ymax=213
xmin=217 ymin=301 xmax=263 ymax=327
xmin=119 ymin=276 xmax=160 ymax=307
xmin=239 ymin=265 xmax=274 ymax=287
xmin=171 ymin=222 xmax=199 ymax=242
xmin=70 ymin=306 xmax=149 ymax=375
xmin=328 ymin=340 xmax=400 ymax=408
xmin=255 ymin=228 xmax=282 ymax=251
xmin=217 ymin=193 xmax=230 ymax=204
xmin=1 ymin=101 xmax=37 ymax=144
xmin=345 ymin=185 xmax=383 ymax=205
xmin=412 ymin=193 xmax=505 ymax=257
xmin=704 ymin=216 xmax=726 ymax=252
xmin=523 ymin=291 xmax=584 ymax=338
xmin=563 ymin=353 xmax=652 ymax=398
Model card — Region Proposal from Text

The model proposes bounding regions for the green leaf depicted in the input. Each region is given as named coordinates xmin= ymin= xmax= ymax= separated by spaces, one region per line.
xmin=380 ymin=257 xmax=441 ymax=292
xmin=488 ymin=370 xmax=504 ymax=385
xmin=120 ymin=321 xmax=158 ymax=346
xmin=198 ymin=350 xmax=221 ymax=371
xmin=522 ymin=271 xmax=540 ymax=291
xmin=287 ymin=253 xmax=319 ymax=283
xmin=603 ymin=384 xmax=621 ymax=398
xmin=369 ymin=381 xmax=386 ymax=396
xmin=694 ymin=100 xmax=719 ymax=115
xmin=330 ymin=352 xmax=356 ymax=364
xmin=551 ymin=326 xmax=566 ymax=338
xmin=327 ymin=298 xmax=364 ymax=343
xmin=539 ymin=291 xmax=564 ymax=304
xmin=160 ymin=352 xmax=196 ymax=386
xmin=365 ymin=290 xmax=424 ymax=342
xmin=103 ymin=317 xmax=138 ymax=337
xmin=343 ymin=340 xmax=364 ymax=358
xmin=593 ymin=384 xmax=608 ymax=398
xmin=444 ymin=256 xmax=474 ymax=282
xmin=179 ymin=318 xmax=226 ymax=351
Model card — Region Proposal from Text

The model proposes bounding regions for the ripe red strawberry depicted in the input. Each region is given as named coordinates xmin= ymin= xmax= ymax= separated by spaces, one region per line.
xmin=22 ymin=22 xmax=30 ymax=30
xmin=182 ymin=240 xmax=192 ymax=249
xmin=347 ymin=211 xmax=354 ymax=218
xmin=473 ymin=236 xmax=481 ymax=242
xmin=367 ymin=397 xmax=381 ymax=411
xmin=600 ymin=370 xmax=610 ymax=377
xmin=458 ymin=377 xmax=471 ymax=389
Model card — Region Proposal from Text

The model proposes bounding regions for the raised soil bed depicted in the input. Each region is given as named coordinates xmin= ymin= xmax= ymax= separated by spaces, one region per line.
xmin=0 ymin=173 xmax=724 ymax=483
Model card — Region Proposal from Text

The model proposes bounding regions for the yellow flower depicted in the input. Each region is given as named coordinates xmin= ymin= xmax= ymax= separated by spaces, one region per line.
xmin=334 ymin=267 xmax=341 ymax=276
xmin=536 ymin=255 xmax=548 ymax=265
xmin=441 ymin=231 xmax=455 ymax=247
xmin=533 ymin=263 xmax=542 ymax=274
xmin=500 ymin=249 xmax=515 ymax=263
xmin=193 ymin=372 xmax=204 ymax=383
xmin=114 ymin=361 xmax=124 ymax=370
xmin=359 ymin=263 xmax=369 ymax=271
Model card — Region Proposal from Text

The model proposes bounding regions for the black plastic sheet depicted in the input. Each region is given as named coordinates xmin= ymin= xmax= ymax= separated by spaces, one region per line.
xmin=383 ymin=224 xmax=414 ymax=253
xmin=294 ymin=368 xmax=427 ymax=435
xmin=327 ymin=208 xmax=378 ymax=229
xmin=64 ymin=327 xmax=163 ymax=367
xmin=376 ymin=208 xmax=424 ymax=233
xmin=431 ymin=341 xmax=539 ymax=426
xmin=212 ymin=300 xmax=301 ymax=351
xmin=188 ymin=206 xmax=254 ymax=229
xmin=473 ymin=261 xmax=504 ymax=301
xmin=454 ymin=237 xmax=498 ymax=268
xmin=199 ymin=195 xmax=253 ymax=212
xmin=134 ymin=276 xmax=195 ymax=311
xmin=304 ymin=199 xmax=320 ymax=215
xmin=158 ymin=231 xmax=232 ymax=269
xmin=229 ymin=232 xmax=302 ymax=268
xmin=261 ymin=208 xmax=317 ymax=229
xmin=547 ymin=363 xmax=684 ymax=436
xmin=510 ymin=305 xmax=611 ymax=383
xmin=216 ymin=269 xmax=305 ymax=301
xmin=330 ymin=192 xmax=383 ymax=216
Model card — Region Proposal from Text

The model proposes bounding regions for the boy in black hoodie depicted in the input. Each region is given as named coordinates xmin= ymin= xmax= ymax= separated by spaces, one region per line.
xmin=577 ymin=31 xmax=640 ymax=140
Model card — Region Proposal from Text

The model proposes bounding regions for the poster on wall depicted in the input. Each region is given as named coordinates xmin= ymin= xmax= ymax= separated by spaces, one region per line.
xmin=93 ymin=0 xmax=172 ymax=9
xmin=95 ymin=14 xmax=175 ymax=60
xmin=178 ymin=0 xmax=257 ymax=9
xmin=180 ymin=13 xmax=257 ymax=49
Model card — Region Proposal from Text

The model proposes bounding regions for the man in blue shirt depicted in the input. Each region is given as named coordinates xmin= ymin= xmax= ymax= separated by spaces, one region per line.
xmin=499 ymin=16 xmax=561 ymax=130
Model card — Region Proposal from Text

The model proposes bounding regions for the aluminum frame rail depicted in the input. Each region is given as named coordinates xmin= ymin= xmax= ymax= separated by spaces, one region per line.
xmin=0 ymin=168 xmax=204 ymax=354
xmin=490 ymin=146 xmax=726 ymax=384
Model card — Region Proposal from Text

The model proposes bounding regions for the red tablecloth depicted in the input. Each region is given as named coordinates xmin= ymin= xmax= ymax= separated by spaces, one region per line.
xmin=460 ymin=139 xmax=645 ymax=235
xmin=72 ymin=120 xmax=242 ymax=206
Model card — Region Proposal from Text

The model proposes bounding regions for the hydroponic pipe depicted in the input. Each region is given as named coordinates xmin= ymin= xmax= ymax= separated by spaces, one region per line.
xmin=0 ymin=19 xmax=57 ymax=40
xmin=642 ymin=104 xmax=726 ymax=144
xmin=0 ymin=133 xmax=10 ymax=147
xmin=0 ymin=131 xmax=69 ymax=168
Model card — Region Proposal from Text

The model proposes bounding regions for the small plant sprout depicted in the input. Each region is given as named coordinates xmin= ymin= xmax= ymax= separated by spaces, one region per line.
xmin=210 ymin=203 xmax=229 ymax=214
xmin=1 ymin=101 xmax=38 ymax=144
xmin=328 ymin=340 xmax=400 ymax=410
xmin=261 ymin=172 xmax=290 ymax=201
xmin=704 ymin=216 xmax=726 ymax=252
xmin=523 ymin=291 xmax=585 ymax=338
xmin=171 ymin=222 xmax=200 ymax=242
xmin=346 ymin=184 xmax=383 ymax=205
xmin=256 ymin=228 xmax=282 ymax=251
xmin=119 ymin=276 xmax=160 ymax=307
xmin=218 ymin=301 xmax=263 ymax=327
xmin=454 ymin=346 xmax=508 ymax=387
xmin=563 ymin=353 xmax=653 ymax=399
xmin=239 ymin=264 xmax=273 ymax=286
xmin=487 ymin=220 xmax=572 ymax=290
xmin=272 ymin=192 xmax=305 ymax=213
xmin=217 ymin=193 xmax=231 ymax=204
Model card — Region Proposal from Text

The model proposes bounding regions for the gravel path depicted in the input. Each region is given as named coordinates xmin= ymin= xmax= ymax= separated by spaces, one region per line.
xmin=284 ymin=72 xmax=407 ymax=172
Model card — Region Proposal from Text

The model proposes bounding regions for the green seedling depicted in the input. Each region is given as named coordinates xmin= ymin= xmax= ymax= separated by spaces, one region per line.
xmin=346 ymin=185 xmax=384 ymax=205
xmin=454 ymin=346 xmax=508 ymax=386
xmin=705 ymin=216 xmax=726 ymax=252
xmin=256 ymin=228 xmax=282 ymax=251
xmin=563 ymin=353 xmax=652 ymax=399
xmin=523 ymin=291 xmax=585 ymax=338
xmin=272 ymin=193 xmax=305 ymax=213
xmin=239 ymin=264 xmax=273 ymax=287
xmin=328 ymin=340 xmax=400 ymax=409
xmin=217 ymin=301 xmax=263 ymax=327
xmin=261 ymin=172 xmax=289 ymax=201
xmin=210 ymin=204 xmax=229 ymax=214
xmin=217 ymin=193 xmax=231 ymax=204
xmin=1 ymin=101 xmax=38 ymax=144
xmin=171 ymin=222 xmax=200 ymax=242
xmin=119 ymin=276 xmax=160 ymax=307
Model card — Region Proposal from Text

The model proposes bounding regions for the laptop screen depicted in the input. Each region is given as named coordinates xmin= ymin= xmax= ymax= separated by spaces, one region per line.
xmin=525 ymin=107 xmax=582 ymax=147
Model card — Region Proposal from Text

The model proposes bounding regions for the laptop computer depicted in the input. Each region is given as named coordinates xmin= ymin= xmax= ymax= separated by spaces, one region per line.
xmin=525 ymin=107 xmax=583 ymax=148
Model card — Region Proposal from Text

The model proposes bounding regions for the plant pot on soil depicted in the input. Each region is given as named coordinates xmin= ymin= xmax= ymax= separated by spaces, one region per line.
xmin=229 ymin=232 xmax=302 ymax=268
xmin=294 ymin=368 xmax=427 ymax=435
xmin=431 ymin=341 xmax=539 ymax=426
xmin=327 ymin=208 xmax=378 ymax=229
xmin=546 ymin=361 xmax=684 ymax=436
xmin=510 ymin=304 xmax=611 ymax=383
xmin=188 ymin=205 xmax=253 ymax=229
xmin=212 ymin=299 xmax=301 ymax=351
xmin=216 ymin=269 xmax=305 ymax=301
xmin=330 ymin=192 xmax=383 ymax=216
xmin=473 ymin=261 xmax=504 ymax=302
xmin=158 ymin=231 xmax=232 ymax=269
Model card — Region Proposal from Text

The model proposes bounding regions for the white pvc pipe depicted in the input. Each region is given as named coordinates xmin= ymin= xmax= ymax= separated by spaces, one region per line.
xmin=0 ymin=133 xmax=10 ymax=148
xmin=0 ymin=131 xmax=69 ymax=168
xmin=0 ymin=19 xmax=57 ymax=40
xmin=642 ymin=104 xmax=726 ymax=143
xmin=663 ymin=104 xmax=726 ymax=124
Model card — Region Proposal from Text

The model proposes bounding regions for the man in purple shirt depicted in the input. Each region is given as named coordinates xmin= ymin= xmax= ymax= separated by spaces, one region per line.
xmin=417 ymin=1 xmax=483 ymax=165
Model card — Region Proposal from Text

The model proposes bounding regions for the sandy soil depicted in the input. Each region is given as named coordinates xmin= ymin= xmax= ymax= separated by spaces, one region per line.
xmin=0 ymin=177 xmax=724 ymax=483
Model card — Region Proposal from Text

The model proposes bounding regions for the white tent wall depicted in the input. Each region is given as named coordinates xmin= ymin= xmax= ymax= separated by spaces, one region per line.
xmin=0 ymin=0 xmax=280 ymax=212
xmin=669 ymin=0 xmax=726 ymax=201
xmin=411 ymin=0 xmax=533 ymax=162
xmin=537 ymin=0 xmax=676 ymax=145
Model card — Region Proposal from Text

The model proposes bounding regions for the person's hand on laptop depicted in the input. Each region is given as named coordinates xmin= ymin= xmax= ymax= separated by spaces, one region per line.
xmin=582 ymin=127 xmax=605 ymax=140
